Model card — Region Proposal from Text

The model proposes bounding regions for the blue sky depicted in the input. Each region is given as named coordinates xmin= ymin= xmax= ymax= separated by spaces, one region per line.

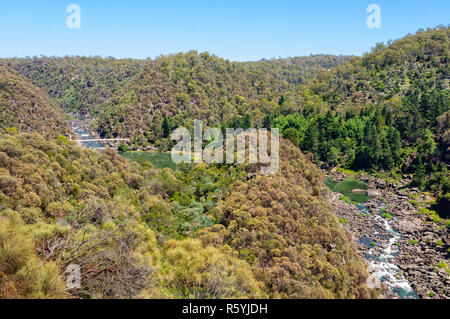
xmin=0 ymin=0 xmax=448 ymax=61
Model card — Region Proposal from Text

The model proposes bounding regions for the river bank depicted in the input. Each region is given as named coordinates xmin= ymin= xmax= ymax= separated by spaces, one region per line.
xmin=327 ymin=172 xmax=449 ymax=299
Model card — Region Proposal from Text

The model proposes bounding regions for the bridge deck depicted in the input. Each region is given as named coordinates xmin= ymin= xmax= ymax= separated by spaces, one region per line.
xmin=75 ymin=139 xmax=129 ymax=142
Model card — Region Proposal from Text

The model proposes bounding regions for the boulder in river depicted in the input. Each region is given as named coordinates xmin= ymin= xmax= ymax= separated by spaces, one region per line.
xmin=367 ymin=190 xmax=382 ymax=197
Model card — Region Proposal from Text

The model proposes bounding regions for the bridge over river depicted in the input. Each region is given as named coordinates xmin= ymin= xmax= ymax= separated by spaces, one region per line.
xmin=69 ymin=126 xmax=129 ymax=150
xmin=73 ymin=137 xmax=130 ymax=150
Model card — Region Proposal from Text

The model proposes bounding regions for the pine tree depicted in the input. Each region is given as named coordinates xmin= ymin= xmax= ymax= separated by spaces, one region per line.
xmin=411 ymin=155 xmax=426 ymax=188
xmin=242 ymin=114 xmax=251 ymax=130
xmin=387 ymin=127 xmax=402 ymax=165
xmin=283 ymin=128 xmax=300 ymax=146
xmin=262 ymin=115 xmax=272 ymax=129
xmin=302 ymin=119 xmax=319 ymax=157
xmin=162 ymin=117 xmax=171 ymax=138
xmin=419 ymin=129 xmax=437 ymax=157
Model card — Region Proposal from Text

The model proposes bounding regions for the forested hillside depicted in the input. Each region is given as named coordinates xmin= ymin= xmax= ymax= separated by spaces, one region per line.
xmin=0 ymin=65 xmax=70 ymax=137
xmin=3 ymin=57 xmax=144 ymax=114
xmin=240 ymin=55 xmax=351 ymax=87
xmin=269 ymin=26 xmax=449 ymax=205
xmin=1 ymin=54 xmax=351 ymax=141
xmin=198 ymin=140 xmax=375 ymax=298
xmin=0 ymin=26 xmax=448 ymax=300
xmin=93 ymin=53 xmax=351 ymax=140
xmin=0 ymin=132 xmax=373 ymax=298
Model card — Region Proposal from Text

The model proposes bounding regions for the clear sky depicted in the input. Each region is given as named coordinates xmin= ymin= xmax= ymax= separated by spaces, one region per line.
xmin=0 ymin=0 xmax=448 ymax=61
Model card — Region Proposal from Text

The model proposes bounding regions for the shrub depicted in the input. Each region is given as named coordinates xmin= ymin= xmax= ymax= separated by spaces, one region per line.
xmin=382 ymin=213 xmax=393 ymax=219
xmin=18 ymin=207 xmax=44 ymax=224
xmin=0 ymin=214 xmax=67 ymax=298
xmin=0 ymin=174 xmax=20 ymax=196
xmin=5 ymin=127 xmax=18 ymax=135
xmin=410 ymin=200 xmax=419 ymax=207
xmin=160 ymin=239 xmax=265 ymax=298
xmin=416 ymin=208 xmax=442 ymax=223
xmin=45 ymin=201 xmax=73 ymax=218
xmin=437 ymin=262 xmax=448 ymax=269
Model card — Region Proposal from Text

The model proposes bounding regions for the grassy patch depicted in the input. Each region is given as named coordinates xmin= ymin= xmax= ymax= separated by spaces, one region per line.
xmin=325 ymin=178 xmax=370 ymax=203
xmin=339 ymin=195 xmax=352 ymax=204
xmin=338 ymin=218 xmax=349 ymax=224
xmin=336 ymin=168 xmax=359 ymax=177
xmin=121 ymin=151 xmax=177 ymax=170
xmin=409 ymin=239 xmax=419 ymax=245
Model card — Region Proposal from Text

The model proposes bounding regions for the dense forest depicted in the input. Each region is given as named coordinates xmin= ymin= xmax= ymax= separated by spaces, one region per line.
xmin=2 ymin=54 xmax=352 ymax=140
xmin=0 ymin=132 xmax=373 ymax=298
xmin=3 ymin=57 xmax=144 ymax=115
xmin=0 ymin=26 xmax=448 ymax=299
xmin=269 ymin=27 xmax=449 ymax=213
xmin=1 ymin=52 xmax=371 ymax=299
xmin=0 ymin=65 xmax=70 ymax=137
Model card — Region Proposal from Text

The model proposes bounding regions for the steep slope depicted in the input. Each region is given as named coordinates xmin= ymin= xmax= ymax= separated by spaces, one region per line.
xmin=0 ymin=65 xmax=70 ymax=137
xmin=198 ymin=139 xmax=375 ymax=299
xmin=240 ymin=54 xmax=352 ymax=88
xmin=2 ymin=57 xmax=144 ymax=115
xmin=92 ymin=52 xmax=351 ymax=140
xmin=309 ymin=26 xmax=449 ymax=115
xmin=0 ymin=132 xmax=374 ymax=299
xmin=271 ymin=26 xmax=449 ymax=197
xmin=0 ymin=132 xmax=265 ymax=299
xmin=2 ymin=54 xmax=351 ymax=142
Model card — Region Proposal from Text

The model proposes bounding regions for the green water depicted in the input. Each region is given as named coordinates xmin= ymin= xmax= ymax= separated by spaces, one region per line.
xmin=325 ymin=178 xmax=370 ymax=203
xmin=121 ymin=152 xmax=177 ymax=170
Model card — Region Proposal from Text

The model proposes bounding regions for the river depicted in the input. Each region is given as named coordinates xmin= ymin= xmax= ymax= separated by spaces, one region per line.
xmin=71 ymin=122 xmax=104 ymax=149
xmin=357 ymin=202 xmax=417 ymax=299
